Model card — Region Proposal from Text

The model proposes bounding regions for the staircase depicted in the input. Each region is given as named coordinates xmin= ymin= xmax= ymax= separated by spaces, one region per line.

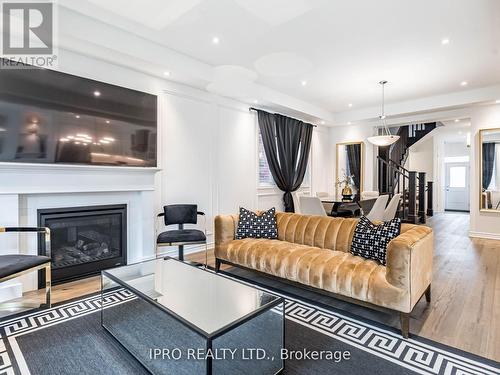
xmin=377 ymin=122 xmax=440 ymax=223
xmin=377 ymin=157 xmax=433 ymax=223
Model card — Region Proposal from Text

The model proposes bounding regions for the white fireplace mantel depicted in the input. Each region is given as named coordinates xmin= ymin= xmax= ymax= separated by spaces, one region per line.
xmin=0 ymin=162 xmax=161 ymax=194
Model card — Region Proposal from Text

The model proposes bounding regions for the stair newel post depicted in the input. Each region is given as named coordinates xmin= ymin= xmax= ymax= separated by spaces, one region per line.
xmin=426 ymin=181 xmax=434 ymax=216
xmin=408 ymin=171 xmax=418 ymax=224
xmin=418 ymin=172 xmax=426 ymax=224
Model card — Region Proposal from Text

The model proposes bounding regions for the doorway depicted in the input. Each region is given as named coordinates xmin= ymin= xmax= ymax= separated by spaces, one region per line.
xmin=445 ymin=162 xmax=470 ymax=211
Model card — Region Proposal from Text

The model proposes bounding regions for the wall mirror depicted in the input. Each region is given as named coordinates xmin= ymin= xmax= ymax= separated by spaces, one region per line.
xmin=336 ymin=142 xmax=364 ymax=200
xmin=480 ymin=128 xmax=500 ymax=212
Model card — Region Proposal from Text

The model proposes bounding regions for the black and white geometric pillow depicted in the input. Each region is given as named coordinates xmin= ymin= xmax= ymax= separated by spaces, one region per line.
xmin=350 ymin=216 xmax=401 ymax=265
xmin=235 ymin=207 xmax=278 ymax=240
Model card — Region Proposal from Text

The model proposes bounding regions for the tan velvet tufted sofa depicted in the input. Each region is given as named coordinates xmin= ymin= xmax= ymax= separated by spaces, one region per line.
xmin=214 ymin=212 xmax=433 ymax=337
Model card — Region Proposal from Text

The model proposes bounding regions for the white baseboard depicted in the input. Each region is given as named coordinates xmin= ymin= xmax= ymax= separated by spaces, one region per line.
xmin=0 ymin=281 xmax=23 ymax=303
xmin=468 ymin=231 xmax=500 ymax=241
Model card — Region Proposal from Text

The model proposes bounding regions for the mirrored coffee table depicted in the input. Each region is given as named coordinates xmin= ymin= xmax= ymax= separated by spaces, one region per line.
xmin=101 ymin=258 xmax=284 ymax=374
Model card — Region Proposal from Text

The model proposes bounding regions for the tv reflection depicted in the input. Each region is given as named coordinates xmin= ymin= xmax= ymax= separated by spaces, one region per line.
xmin=0 ymin=107 xmax=156 ymax=167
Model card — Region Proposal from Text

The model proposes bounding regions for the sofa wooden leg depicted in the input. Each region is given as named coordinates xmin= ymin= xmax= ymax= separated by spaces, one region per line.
xmin=425 ymin=284 xmax=431 ymax=303
xmin=400 ymin=313 xmax=410 ymax=339
xmin=215 ymin=259 xmax=221 ymax=273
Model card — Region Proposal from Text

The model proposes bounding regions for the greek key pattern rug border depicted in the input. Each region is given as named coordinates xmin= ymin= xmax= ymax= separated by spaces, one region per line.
xmin=0 ymin=287 xmax=498 ymax=375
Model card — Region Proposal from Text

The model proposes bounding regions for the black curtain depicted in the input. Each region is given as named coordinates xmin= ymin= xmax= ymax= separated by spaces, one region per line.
xmin=257 ymin=110 xmax=313 ymax=212
xmin=346 ymin=143 xmax=361 ymax=201
xmin=482 ymin=143 xmax=496 ymax=190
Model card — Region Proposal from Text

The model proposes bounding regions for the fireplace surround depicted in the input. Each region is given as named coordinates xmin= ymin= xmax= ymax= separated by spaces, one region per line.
xmin=37 ymin=204 xmax=127 ymax=286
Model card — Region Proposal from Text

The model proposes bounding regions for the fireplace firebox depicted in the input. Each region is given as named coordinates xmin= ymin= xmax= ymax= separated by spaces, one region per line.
xmin=37 ymin=204 xmax=127 ymax=286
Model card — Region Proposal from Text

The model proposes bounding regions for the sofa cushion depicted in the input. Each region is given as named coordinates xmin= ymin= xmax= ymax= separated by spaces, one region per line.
xmin=236 ymin=207 xmax=278 ymax=239
xmin=350 ymin=216 xmax=401 ymax=265
xmin=275 ymin=213 xmax=358 ymax=252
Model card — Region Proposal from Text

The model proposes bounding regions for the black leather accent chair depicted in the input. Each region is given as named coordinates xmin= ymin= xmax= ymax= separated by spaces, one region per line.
xmin=156 ymin=205 xmax=207 ymax=262
xmin=0 ymin=227 xmax=52 ymax=310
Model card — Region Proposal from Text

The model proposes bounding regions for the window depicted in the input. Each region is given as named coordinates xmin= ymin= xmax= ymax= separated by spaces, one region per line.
xmin=449 ymin=166 xmax=466 ymax=188
xmin=258 ymin=132 xmax=275 ymax=186
xmin=258 ymin=131 xmax=311 ymax=187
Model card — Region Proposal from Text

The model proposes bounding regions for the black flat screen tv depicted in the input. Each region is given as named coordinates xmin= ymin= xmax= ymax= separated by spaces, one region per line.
xmin=0 ymin=66 xmax=157 ymax=167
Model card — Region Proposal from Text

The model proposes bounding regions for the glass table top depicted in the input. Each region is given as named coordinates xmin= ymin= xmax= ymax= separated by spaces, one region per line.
xmin=102 ymin=258 xmax=281 ymax=335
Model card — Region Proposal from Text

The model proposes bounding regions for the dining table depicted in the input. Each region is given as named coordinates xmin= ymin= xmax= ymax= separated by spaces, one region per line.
xmin=320 ymin=196 xmax=360 ymax=217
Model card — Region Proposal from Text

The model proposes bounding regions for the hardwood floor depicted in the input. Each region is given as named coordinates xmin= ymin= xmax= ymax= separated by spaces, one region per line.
xmin=6 ymin=212 xmax=500 ymax=362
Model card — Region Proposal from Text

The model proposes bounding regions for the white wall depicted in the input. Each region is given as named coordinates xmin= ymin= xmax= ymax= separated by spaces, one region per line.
xmin=160 ymin=91 xmax=260 ymax=247
xmin=469 ymin=105 xmax=500 ymax=239
xmin=407 ymin=137 xmax=434 ymax=180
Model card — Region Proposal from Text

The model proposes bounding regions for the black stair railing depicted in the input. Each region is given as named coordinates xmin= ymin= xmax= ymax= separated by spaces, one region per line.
xmin=377 ymin=156 xmax=432 ymax=224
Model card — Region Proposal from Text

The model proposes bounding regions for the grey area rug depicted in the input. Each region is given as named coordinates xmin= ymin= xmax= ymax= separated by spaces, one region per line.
xmin=0 ymin=273 xmax=499 ymax=375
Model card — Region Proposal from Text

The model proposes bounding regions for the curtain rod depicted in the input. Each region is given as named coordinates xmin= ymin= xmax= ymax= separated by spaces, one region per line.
xmin=249 ymin=107 xmax=317 ymax=127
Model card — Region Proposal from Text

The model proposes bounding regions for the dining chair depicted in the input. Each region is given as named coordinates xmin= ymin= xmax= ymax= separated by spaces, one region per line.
xmin=382 ymin=194 xmax=402 ymax=221
xmin=366 ymin=195 xmax=389 ymax=222
xmin=299 ymin=197 xmax=327 ymax=216
xmin=316 ymin=192 xmax=333 ymax=214
xmin=292 ymin=191 xmax=304 ymax=213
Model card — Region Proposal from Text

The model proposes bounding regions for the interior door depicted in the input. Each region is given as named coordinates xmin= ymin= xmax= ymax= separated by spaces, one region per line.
xmin=445 ymin=162 xmax=470 ymax=211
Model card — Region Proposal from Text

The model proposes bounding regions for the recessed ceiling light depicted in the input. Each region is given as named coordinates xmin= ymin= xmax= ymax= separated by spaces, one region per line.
xmin=460 ymin=81 xmax=468 ymax=87
xmin=495 ymin=99 xmax=500 ymax=104
xmin=0 ymin=127 xmax=6 ymax=132
xmin=301 ymin=80 xmax=307 ymax=86
xmin=347 ymin=122 xmax=352 ymax=125
xmin=163 ymin=71 xmax=171 ymax=77
xmin=348 ymin=103 xmax=353 ymax=108
xmin=75 ymin=115 xmax=80 ymax=119
xmin=441 ymin=38 xmax=450 ymax=45
xmin=212 ymin=36 xmax=220 ymax=44
xmin=454 ymin=119 xmax=460 ymax=123
xmin=253 ymin=99 xmax=258 ymax=104
xmin=320 ymin=120 xmax=325 ymax=125
xmin=93 ymin=90 xmax=101 ymax=97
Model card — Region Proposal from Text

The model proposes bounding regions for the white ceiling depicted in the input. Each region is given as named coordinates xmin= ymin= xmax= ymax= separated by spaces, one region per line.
xmin=59 ymin=0 xmax=500 ymax=120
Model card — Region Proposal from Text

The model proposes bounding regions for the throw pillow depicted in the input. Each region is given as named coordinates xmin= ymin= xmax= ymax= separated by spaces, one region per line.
xmin=350 ymin=216 xmax=401 ymax=265
xmin=236 ymin=207 xmax=278 ymax=240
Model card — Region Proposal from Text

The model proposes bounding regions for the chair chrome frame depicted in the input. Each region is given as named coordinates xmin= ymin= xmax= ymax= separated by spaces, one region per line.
xmin=155 ymin=211 xmax=209 ymax=267
xmin=0 ymin=227 xmax=51 ymax=310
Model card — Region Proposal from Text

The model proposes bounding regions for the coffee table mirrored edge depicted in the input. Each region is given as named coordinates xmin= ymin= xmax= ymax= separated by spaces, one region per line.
xmin=100 ymin=257 xmax=285 ymax=375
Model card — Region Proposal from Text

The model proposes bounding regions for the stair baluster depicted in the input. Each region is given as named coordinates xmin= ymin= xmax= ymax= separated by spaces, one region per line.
xmin=418 ymin=172 xmax=426 ymax=224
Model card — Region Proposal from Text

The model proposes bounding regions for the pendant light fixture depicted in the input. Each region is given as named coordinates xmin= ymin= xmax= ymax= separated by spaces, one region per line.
xmin=367 ymin=80 xmax=400 ymax=147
